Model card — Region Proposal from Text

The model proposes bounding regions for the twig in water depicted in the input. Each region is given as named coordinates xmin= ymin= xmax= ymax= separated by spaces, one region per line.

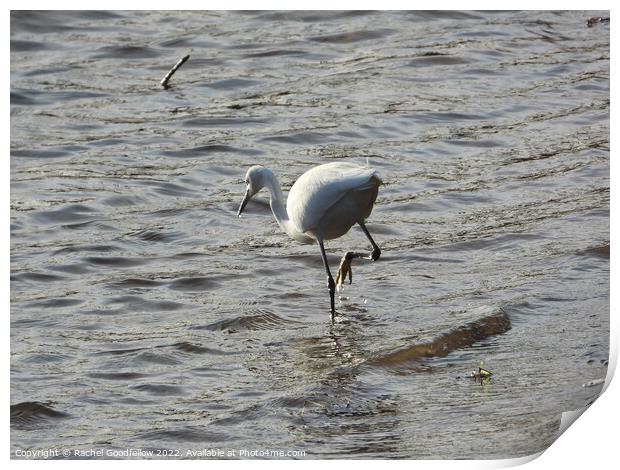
xmin=160 ymin=54 xmax=190 ymax=88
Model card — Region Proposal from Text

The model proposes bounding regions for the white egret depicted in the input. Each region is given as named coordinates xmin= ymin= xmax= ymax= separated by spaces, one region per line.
xmin=237 ymin=161 xmax=382 ymax=317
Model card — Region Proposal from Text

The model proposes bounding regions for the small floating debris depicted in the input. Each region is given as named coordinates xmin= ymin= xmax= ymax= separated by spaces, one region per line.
xmin=582 ymin=378 xmax=605 ymax=388
xmin=470 ymin=361 xmax=493 ymax=383
xmin=160 ymin=54 xmax=190 ymax=88
xmin=586 ymin=16 xmax=610 ymax=27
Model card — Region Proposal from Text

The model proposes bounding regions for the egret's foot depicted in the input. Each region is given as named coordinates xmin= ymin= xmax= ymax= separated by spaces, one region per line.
xmin=335 ymin=253 xmax=352 ymax=288
xmin=336 ymin=252 xmax=364 ymax=288
xmin=371 ymin=246 xmax=381 ymax=261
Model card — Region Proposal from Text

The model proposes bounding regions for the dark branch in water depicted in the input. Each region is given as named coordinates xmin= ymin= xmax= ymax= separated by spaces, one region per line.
xmin=160 ymin=54 xmax=190 ymax=88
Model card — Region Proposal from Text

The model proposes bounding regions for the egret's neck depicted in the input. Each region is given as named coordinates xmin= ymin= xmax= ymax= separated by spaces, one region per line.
xmin=263 ymin=171 xmax=293 ymax=235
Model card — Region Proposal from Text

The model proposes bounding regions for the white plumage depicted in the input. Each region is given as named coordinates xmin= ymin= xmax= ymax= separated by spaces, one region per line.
xmin=287 ymin=162 xmax=380 ymax=240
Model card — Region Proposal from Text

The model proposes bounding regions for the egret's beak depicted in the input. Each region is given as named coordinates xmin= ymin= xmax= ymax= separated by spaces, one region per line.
xmin=237 ymin=190 xmax=250 ymax=217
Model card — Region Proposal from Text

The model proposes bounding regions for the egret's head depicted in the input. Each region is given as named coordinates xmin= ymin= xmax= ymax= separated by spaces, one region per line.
xmin=237 ymin=165 xmax=267 ymax=216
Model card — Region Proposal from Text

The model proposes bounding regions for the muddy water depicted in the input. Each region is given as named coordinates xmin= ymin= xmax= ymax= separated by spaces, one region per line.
xmin=11 ymin=10 xmax=609 ymax=459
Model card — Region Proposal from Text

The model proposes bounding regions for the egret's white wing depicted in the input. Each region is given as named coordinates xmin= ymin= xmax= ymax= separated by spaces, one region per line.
xmin=287 ymin=162 xmax=381 ymax=234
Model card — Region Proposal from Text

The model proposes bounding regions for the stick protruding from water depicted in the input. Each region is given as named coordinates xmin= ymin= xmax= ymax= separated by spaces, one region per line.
xmin=160 ymin=54 xmax=190 ymax=88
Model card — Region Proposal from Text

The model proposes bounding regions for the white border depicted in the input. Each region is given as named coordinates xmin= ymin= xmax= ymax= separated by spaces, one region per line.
xmin=6 ymin=2 xmax=615 ymax=468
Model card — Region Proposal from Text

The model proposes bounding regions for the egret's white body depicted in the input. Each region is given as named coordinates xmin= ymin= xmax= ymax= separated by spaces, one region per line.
xmin=237 ymin=162 xmax=382 ymax=317
xmin=287 ymin=162 xmax=380 ymax=242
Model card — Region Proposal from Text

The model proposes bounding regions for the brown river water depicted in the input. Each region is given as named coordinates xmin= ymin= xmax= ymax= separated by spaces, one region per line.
xmin=10 ymin=10 xmax=609 ymax=459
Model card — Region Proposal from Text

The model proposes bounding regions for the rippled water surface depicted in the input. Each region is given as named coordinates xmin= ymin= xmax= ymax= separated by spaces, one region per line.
xmin=11 ymin=10 xmax=609 ymax=459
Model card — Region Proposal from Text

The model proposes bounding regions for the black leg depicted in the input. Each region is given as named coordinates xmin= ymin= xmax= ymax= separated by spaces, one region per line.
xmin=358 ymin=221 xmax=381 ymax=261
xmin=318 ymin=239 xmax=336 ymax=318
